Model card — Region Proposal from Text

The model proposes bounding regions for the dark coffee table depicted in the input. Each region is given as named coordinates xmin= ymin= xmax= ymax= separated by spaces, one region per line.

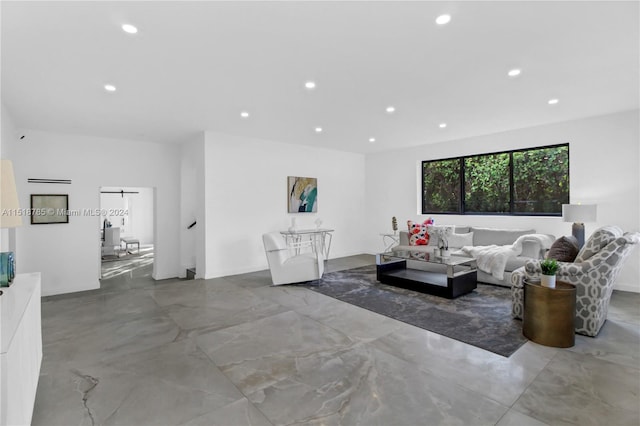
xmin=376 ymin=250 xmax=477 ymax=299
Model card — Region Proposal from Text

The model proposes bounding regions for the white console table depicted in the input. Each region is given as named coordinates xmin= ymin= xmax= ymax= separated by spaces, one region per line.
xmin=0 ymin=273 xmax=42 ymax=426
xmin=380 ymin=233 xmax=400 ymax=252
xmin=280 ymin=228 xmax=334 ymax=260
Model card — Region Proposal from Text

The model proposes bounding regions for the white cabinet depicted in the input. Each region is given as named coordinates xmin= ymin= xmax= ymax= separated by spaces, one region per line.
xmin=0 ymin=273 xmax=42 ymax=426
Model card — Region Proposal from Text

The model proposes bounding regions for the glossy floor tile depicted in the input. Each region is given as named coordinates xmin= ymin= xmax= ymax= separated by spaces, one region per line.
xmin=512 ymin=350 xmax=640 ymax=425
xmin=33 ymin=254 xmax=640 ymax=426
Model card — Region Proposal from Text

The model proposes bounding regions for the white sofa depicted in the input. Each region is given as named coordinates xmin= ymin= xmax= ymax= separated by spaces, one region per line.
xmin=393 ymin=226 xmax=554 ymax=287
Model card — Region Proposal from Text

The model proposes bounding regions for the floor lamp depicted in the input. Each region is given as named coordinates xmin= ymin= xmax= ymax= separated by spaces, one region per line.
xmin=1 ymin=160 xmax=22 ymax=287
xmin=562 ymin=204 xmax=597 ymax=249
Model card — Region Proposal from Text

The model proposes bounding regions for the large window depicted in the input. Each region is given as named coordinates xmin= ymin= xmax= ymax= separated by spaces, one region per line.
xmin=422 ymin=144 xmax=569 ymax=216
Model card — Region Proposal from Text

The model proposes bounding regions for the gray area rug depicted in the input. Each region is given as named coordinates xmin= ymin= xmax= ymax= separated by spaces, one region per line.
xmin=303 ymin=265 xmax=527 ymax=357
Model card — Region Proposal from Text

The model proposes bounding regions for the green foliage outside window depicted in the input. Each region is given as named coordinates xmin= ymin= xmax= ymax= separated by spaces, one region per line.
xmin=423 ymin=159 xmax=460 ymax=213
xmin=513 ymin=147 xmax=569 ymax=214
xmin=464 ymin=153 xmax=510 ymax=213
xmin=422 ymin=144 xmax=569 ymax=216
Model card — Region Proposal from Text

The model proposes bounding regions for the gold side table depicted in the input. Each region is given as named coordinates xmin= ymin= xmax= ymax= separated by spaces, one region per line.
xmin=523 ymin=280 xmax=576 ymax=348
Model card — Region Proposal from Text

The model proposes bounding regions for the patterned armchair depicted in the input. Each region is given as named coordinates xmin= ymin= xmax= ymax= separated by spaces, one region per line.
xmin=511 ymin=226 xmax=640 ymax=337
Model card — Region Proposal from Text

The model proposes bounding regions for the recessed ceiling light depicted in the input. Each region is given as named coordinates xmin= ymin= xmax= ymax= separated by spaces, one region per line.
xmin=507 ymin=69 xmax=521 ymax=77
xmin=305 ymin=81 xmax=316 ymax=90
xmin=315 ymin=127 xmax=323 ymax=133
xmin=104 ymin=84 xmax=116 ymax=92
xmin=439 ymin=123 xmax=447 ymax=128
xmin=122 ymin=24 xmax=138 ymax=34
xmin=435 ymin=14 xmax=451 ymax=25
xmin=240 ymin=111 xmax=250 ymax=118
xmin=369 ymin=138 xmax=376 ymax=143
xmin=386 ymin=106 xmax=396 ymax=114
xmin=548 ymin=99 xmax=559 ymax=105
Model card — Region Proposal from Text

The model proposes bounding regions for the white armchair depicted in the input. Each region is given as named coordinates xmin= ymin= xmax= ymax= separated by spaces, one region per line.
xmin=262 ymin=232 xmax=324 ymax=285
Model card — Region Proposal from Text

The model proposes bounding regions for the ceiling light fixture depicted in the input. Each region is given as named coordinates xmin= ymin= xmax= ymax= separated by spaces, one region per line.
xmin=104 ymin=84 xmax=116 ymax=92
xmin=240 ymin=111 xmax=250 ymax=118
xmin=548 ymin=99 xmax=559 ymax=105
xmin=439 ymin=123 xmax=447 ymax=128
xmin=507 ymin=69 xmax=521 ymax=77
xmin=305 ymin=81 xmax=316 ymax=90
xmin=121 ymin=24 xmax=138 ymax=34
xmin=435 ymin=14 xmax=451 ymax=25
xmin=315 ymin=127 xmax=323 ymax=133
xmin=369 ymin=138 xmax=376 ymax=143
xmin=386 ymin=106 xmax=396 ymax=114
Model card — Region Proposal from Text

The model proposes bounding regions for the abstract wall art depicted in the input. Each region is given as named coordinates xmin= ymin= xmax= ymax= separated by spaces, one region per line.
xmin=287 ymin=176 xmax=317 ymax=213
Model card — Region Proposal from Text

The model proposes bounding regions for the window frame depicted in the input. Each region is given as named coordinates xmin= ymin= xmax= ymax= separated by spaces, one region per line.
xmin=421 ymin=143 xmax=570 ymax=217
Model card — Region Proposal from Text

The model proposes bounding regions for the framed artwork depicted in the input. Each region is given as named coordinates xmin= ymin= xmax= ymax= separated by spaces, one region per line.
xmin=30 ymin=194 xmax=69 ymax=224
xmin=287 ymin=176 xmax=317 ymax=213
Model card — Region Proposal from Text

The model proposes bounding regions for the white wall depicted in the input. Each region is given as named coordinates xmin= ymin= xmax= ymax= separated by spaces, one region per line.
xmin=0 ymin=103 xmax=19 ymax=252
xmin=202 ymin=131 xmax=366 ymax=278
xmin=179 ymin=133 xmax=205 ymax=277
xmin=3 ymin=129 xmax=181 ymax=296
xmin=5 ymin=106 xmax=637 ymax=294
xmin=365 ymin=110 xmax=640 ymax=292
xmin=128 ymin=187 xmax=154 ymax=244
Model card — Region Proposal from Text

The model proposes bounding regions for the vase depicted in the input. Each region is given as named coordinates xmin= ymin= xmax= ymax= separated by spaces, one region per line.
xmin=541 ymin=274 xmax=556 ymax=288
xmin=0 ymin=251 xmax=15 ymax=287
xmin=440 ymin=248 xmax=450 ymax=258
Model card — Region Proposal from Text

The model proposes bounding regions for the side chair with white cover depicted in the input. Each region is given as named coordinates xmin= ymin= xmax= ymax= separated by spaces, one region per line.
xmin=262 ymin=232 xmax=324 ymax=285
xmin=102 ymin=227 xmax=122 ymax=258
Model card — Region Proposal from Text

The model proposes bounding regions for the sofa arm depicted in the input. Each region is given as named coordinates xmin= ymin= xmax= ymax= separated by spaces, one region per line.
xmin=399 ymin=231 xmax=410 ymax=246
xmin=518 ymin=233 xmax=555 ymax=259
xmin=520 ymin=240 xmax=544 ymax=259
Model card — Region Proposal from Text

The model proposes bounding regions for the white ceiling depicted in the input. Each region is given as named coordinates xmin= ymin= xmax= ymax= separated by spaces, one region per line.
xmin=2 ymin=1 xmax=638 ymax=153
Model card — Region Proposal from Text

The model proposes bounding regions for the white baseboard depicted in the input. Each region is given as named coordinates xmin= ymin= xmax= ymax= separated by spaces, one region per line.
xmin=204 ymin=264 xmax=267 ymax=279
xmin=42 ymin=279 xmax=100 ymax=297
xmin=614 ymin=282 xmax=640 ymax=293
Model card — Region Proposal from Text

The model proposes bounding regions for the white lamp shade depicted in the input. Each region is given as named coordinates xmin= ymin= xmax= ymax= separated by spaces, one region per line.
xmin=0 ymin=160 xmax=22 ymax=228
xmin=562 ymin=204 xmax=597 ymax=223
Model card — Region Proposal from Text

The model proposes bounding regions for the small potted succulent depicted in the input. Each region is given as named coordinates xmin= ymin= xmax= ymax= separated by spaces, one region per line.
xmin=540 ymin=258 xmax=559 ymax=288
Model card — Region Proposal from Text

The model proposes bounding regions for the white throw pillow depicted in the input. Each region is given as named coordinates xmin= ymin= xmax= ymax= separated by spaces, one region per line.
xmin=447 ymin=232 xmax=474 ymax=249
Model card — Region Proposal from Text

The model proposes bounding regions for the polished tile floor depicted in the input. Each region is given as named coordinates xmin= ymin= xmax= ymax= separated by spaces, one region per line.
xmin=101 ymin=245 xmax=154 ymax=280
xmin=34 ymin=255 xmax=640 ymax=426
